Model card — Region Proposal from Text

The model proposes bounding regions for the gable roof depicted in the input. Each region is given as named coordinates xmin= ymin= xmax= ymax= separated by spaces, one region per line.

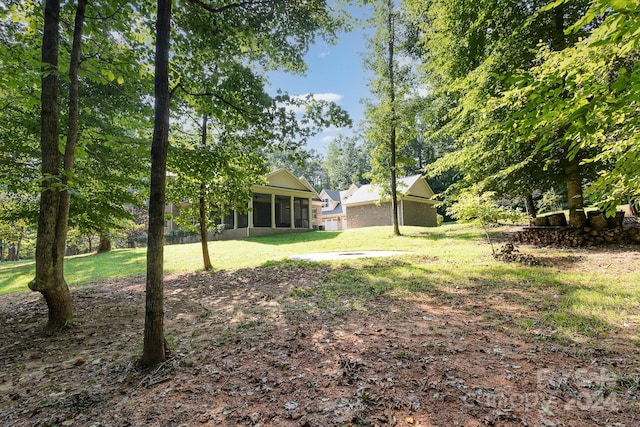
xmin=322 ymin=189 xmax=341 ymax=202
xmin=256 ymin=168 xmax=318 ymax=196
xmin=342 ymin=175 xmax=435 ymax=207
xmin=250 ymin=168 xmax=321 ymax=200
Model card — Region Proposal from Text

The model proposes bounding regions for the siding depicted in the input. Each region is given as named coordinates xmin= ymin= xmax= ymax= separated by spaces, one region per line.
xmin=403 ymin=200 xmax=438 ymax=227
xmin=346 ymin=203 xmax=392 ymax=228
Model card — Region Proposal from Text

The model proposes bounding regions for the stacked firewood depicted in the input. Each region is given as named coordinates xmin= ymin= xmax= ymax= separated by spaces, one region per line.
xmin=511 ymin=211 xmax=640 ymax=247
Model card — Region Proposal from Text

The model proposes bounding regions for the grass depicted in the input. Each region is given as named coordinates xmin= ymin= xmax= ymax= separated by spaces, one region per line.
xmin=1 ymin=223 xmax=638 ymax=344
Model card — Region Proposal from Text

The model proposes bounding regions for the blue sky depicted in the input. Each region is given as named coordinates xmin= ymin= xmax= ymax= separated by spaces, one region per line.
xmin=267 ymin=6 xmax=373 ymax=155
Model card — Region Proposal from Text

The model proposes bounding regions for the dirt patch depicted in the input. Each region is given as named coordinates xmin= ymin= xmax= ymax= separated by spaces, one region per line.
xmin=1 ymin=251 xmax=639 ymax=426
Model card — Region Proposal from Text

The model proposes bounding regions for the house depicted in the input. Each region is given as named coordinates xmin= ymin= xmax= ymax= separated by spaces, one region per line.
xmin=319 ymin=184 xmax=359 ymax=230
xmin=340 ymin=175 xmax=438 ymax=228
xmin=211 ymin=168 xmax=322 ymax=240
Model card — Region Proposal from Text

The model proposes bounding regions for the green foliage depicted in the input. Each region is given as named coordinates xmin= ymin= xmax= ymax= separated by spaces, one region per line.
xmin=406 ymin=0 xmax=594 ymax=209
xmin=503 ymin=0 xmax=640 ymax=214
xmin=447 ymin=191 xmax=526 ymax=227
xmin=266 ymin=149 xmax=329 ymax=191
xmin=324 ymin=134 xmax=369 ymax=189
xmin=537 ymin=188 xmax=565 ymax=214
xmin=362 ymin=0 xmax=424 ymax=235
xmin=0 ymin=0 xmax=153 ymax=246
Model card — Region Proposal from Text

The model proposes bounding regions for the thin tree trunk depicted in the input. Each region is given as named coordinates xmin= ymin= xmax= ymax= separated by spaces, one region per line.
xmin=0 ymin=241 xmax=4 ymax=262
xmin=29 ymin=0 xmax=73 ymax=331
xmin=199 ymin=115 xmax=213 ymax=271
xmin=525 ymin=193 xmax=536 ymax=219
xmin=55 ymin=0 xmax=87 ymax=266
xmin=143 ymin=0 xmax=172 ymax=367
xmin=199 ymin=186 xmax=212 ymax=270
xmin=387 ymin=1 xmax=400 ymax=237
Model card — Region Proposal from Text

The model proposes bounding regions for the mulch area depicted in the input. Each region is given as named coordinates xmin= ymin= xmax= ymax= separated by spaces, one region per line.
xmin=1 ymin=254 xmax=639 ymax=426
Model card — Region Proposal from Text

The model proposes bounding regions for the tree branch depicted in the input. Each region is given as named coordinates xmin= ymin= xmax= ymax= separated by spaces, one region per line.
xmin=86 ymin=1 xmax=127 ymax=20
xmin=174 ymin=83 xmax=255 ymax=117
xmin=185 ymin=0 xmax=284 ymax=14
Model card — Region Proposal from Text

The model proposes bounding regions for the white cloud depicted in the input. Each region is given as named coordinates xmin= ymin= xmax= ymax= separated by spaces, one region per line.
xmin=293 ymin=93 xmax=344 ymax=103
xmin=321 ymin=135 xmax=337 ymax=143
xmin=319 ymin=50 xmax=331 ymax=58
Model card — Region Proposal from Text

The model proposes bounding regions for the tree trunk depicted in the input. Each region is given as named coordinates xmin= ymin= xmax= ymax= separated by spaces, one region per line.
xmin=29 ymin=0 xmax=73 ymax=331
xmin=387 ymin=1 xmax=400 ymax=237
xmin=550 ymin=5 xmax=586 ymax=229
xmin=565 ymin=150 xmax=586 ymax=228
xmin=525 ymin=193 xmax=536 ymax=219
xmin=143 ymin=0 xmax=172 ymax=367
xmin=199 ymin=115 xmax=213 ymax=271
xmin=55 ymin=0 xmax=87 ymax=264
xmin=97 ymin=235 xmax=111 ymax=253
xmin=199 ymin=186 xmax=212 ymax=271
xmin=0 ymin=241 xmax=4 ymax=262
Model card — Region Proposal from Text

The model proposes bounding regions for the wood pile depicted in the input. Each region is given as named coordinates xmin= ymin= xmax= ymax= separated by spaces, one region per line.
xmin=511 ymin=211 xmax=640 ymax=247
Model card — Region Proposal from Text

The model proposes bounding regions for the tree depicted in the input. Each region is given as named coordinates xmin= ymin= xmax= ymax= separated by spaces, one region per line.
xmin=502 ymin=0 xmax=640 ymax=215
xmin=406 ymin=0 xmax=594 ymax=227
xmin=2 ymin=0 xmax=153 ymax=329
xmin=447 ymin=190 xmax=526 ymax=255
xmin=324 ymin=134 xmax=369 ymax=189
xmin=363 ymin=0 xmax=419 ymax=236
xmin=143 ymin=0 xmax=349 ymax=366
xmin=26 ymin=0 xmax=75 ymax=331
xmin=144 ymin=0 xmax=172 ymax=367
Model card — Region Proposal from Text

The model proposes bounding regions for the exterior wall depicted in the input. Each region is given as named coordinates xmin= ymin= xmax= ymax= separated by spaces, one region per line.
xmin=211 ymin=227 xmax=312 ymax=240
xmin=163 ymin=203 xmax=181 ymax=235
xmin=402 ymin=200 xmax=438 ymax=227
xmin=346 ymin=203 xmax=392 ymax=228
xmin=312 ymin=201 xmax=323 ymax=229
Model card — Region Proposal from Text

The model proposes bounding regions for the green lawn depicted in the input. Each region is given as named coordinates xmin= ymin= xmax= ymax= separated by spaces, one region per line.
xmin=0 ymin=223 xmax=487 ymax=295
xmin=1 ymin=223 xmax=638 ymax=342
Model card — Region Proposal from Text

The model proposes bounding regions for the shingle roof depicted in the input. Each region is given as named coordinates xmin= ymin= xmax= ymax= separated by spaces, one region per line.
xmin=342 ymin=175 xmax=426 ymax=206
xmin=323 ymin=189 xmax=341 ymax=202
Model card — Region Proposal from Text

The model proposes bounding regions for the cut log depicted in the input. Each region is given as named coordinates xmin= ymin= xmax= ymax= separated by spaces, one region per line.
xmin=534 ymin=216 xmax=550 ymax=226
xmin=606 ymin=211 xmax=625 ymax=228
xmin=547 ymin=212 xmax=567 ymax=226
xmin=589 ymin=214 xmax=608 ymax=230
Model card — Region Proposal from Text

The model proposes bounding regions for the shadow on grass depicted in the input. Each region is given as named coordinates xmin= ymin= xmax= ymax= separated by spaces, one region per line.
xmin=0 ymin=250 xmax=147 ymax=296
xmin=261 ymin=256 xmax=627 ymax=346
xmin=246 ymin=230 xmax=341 ymax=245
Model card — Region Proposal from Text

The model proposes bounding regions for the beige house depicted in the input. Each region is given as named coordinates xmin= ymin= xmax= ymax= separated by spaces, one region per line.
xmin=164 ymin=171 xmax=437 ymax=242
xmin=341 ymin=175 xmax=438 ymax=228
xmin=212 ymin=168 xmax=322 ymax=240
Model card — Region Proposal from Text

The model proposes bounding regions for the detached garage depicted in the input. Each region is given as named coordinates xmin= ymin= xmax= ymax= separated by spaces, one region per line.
xmin=342 ymin=175 xmax=438 ymax=229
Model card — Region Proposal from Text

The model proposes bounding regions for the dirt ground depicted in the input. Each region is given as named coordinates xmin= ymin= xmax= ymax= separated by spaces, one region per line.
xmin=1 ymin=247 xmax=639 ymax=427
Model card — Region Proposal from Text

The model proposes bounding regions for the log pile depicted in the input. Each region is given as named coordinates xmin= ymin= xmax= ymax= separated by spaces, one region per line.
xmin=512 ymin=211 xmax=640 ymax=247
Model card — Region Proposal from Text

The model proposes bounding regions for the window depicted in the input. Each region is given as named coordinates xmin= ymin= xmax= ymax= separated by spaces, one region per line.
xmin=275 ymin=195 xmax=291 ymax=227
xmin=294 ymin=197 xmax=309 ymax=228
xmin=322 ymin=198 xmax=329 ymax=208
xmin=253 ymin=193 xmax=272 ymax=227
xmin=237 ymin=211 xmax=248 ymax=228
xmin=223 ymin=212 xmax=234 ymax=229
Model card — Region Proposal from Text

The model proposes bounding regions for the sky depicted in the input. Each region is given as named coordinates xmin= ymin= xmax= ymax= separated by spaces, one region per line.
xmin=266 ymin=6 xmax=374 ymax=155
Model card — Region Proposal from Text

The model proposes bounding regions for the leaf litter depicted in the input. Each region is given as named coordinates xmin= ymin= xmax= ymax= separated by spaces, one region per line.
xmin=0 ymin=254 xmax=639 ymax=426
